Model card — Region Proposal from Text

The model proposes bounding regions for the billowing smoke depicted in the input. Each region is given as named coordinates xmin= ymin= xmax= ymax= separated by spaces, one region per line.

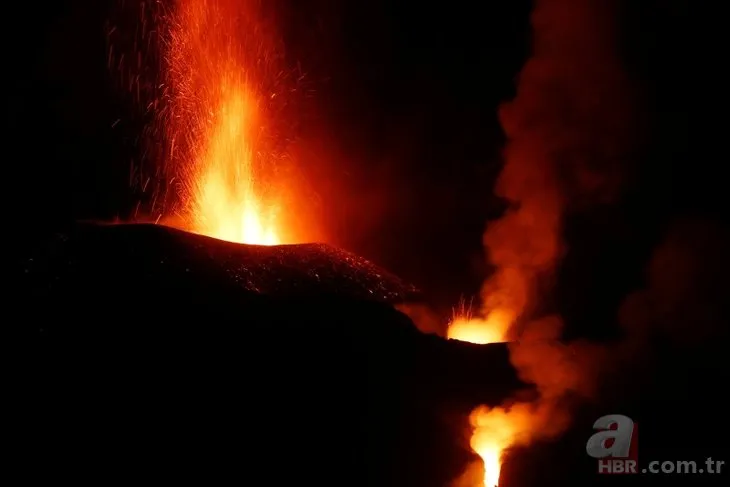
xmin=477 ymin=0 xmax=635 ymax=340
xmin=449 ymin=1 xmax=729 ymax=484
xmin=458 ymin=0 xmax=635 ymax=389
xmin=448 ymin=0 xmax=641 ymax=482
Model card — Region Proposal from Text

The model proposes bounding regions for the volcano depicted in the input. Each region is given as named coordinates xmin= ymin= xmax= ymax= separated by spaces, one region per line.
xmin=23 ymin=222 xmax=419 ymax=307
xmin=18 ymin=223 xmax=730 ymax=486
xmin=20 ymin=223 xmax=523 ymax=486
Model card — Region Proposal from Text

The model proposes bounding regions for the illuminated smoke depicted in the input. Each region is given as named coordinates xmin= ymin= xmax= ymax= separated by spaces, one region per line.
xmin=449 ymin=0 xmax=637 ymax=484
xmin=472 ymin=0 xmax=635 ymax=340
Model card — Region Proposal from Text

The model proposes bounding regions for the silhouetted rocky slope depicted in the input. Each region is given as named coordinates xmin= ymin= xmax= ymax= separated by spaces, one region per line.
xmin=19 ymin=223 xmax=522 ymax=486
xmin=19 ymin=223 xmax=729 ymax=486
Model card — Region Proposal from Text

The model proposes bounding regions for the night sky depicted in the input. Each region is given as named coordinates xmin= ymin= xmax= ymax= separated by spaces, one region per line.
xmin=13 ymin=0 xmax=717 ymax=338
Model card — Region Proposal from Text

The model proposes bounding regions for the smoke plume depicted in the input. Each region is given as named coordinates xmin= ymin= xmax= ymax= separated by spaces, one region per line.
xmin=449 ymin=0 xmax=639 ymax=481
xmin=464 ymin=0 xmax=636 ymax=392
xmin=453 ymin=2 xmax=730 ymax=484
xmin=482 ymin=0 xmax=635 ymax=338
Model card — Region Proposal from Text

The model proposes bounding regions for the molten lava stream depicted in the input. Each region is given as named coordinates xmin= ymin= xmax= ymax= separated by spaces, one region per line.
xmin=448 ymin=310 xmax=512 ymax=487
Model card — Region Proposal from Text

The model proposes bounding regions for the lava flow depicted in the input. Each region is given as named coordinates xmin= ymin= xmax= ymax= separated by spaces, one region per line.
xmin=161 ymin=0 xmax=302 ymax=245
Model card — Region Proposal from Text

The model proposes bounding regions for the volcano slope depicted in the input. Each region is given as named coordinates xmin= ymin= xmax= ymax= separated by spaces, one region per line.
xmin=20 ymin=223 xmax=523 ymax=487
xmin=18 ymin=223 xmax=730 ymax=486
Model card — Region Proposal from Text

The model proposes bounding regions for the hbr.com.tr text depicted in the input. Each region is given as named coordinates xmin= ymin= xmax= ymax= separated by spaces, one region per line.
xmin=598 ymin=457 xmax=724 ymax=474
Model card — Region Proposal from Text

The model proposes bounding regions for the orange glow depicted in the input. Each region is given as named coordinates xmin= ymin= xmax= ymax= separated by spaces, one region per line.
xmin=470 ymin=407 xmax=511 ymax=487
xmin=471 ymin=412 xmax=505 ymax=487
xmin=448 ymin=312 xmax=578 ymax=487
xmin=192 ymin=87 xmax=281 ymax=245
xmin=162 ymin=0 xmax=302 ymax=245
xmin=447 ymin=308 xmax=512 ymax=345
xmin=468 ymin=403 xmax=544 ymax=487
xmin=448 ymin=311 xmax=512 ymax=487
xmin=443 ymin=0 xmax=637 ymax=482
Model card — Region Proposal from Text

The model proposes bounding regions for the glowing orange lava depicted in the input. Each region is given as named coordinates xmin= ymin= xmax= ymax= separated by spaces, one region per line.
xmin=468 ymin=402 xmax=541 ymax=487
xmin=447 ymin=309 xmax=512 ymax=345
xmin=192 ymin=86 xmax=281 ymax=245
xmin=163 ymin=0 xmax=299 ymax=245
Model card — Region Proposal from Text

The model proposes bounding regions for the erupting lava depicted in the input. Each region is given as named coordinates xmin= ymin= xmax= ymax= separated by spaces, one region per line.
xmin=449 ymin=313 xmax=512 ymax=487
xmin=446 ymin=297 xmax=517 ymax=487
xmin=161 ymin=0 xmax=300 ymax=245
xmin=447 ymin=310 xmax=511 ymax=345
xmin=191 ymin=87 xmax=280 ymax=245
xmin=469 ymin=406 xmax=516 ymax=487
xmin=470 ymin=409 xmax=507 ymax=487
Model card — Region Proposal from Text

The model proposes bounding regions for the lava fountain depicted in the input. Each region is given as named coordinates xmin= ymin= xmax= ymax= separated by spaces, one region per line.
xmin=161 ymin=0 xmax=301 ymax=245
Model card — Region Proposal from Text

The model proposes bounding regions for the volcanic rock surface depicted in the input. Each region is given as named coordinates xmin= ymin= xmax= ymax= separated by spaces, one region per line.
xmin=19 ymin=223 xmax=730 ymax=487
xmin=20 ymin=222 xmax=523 ymax=487
xmin=23 ymin=222 xmax=419 ymax=306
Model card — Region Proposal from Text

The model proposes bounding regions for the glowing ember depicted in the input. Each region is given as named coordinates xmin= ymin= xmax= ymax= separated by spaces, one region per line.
xmin=162 ymin=0 xmax=298 ymax=245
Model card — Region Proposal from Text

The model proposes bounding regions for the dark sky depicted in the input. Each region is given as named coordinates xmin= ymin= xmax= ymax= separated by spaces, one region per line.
xmin=11 ymin=0 xmax=712 ymax=335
